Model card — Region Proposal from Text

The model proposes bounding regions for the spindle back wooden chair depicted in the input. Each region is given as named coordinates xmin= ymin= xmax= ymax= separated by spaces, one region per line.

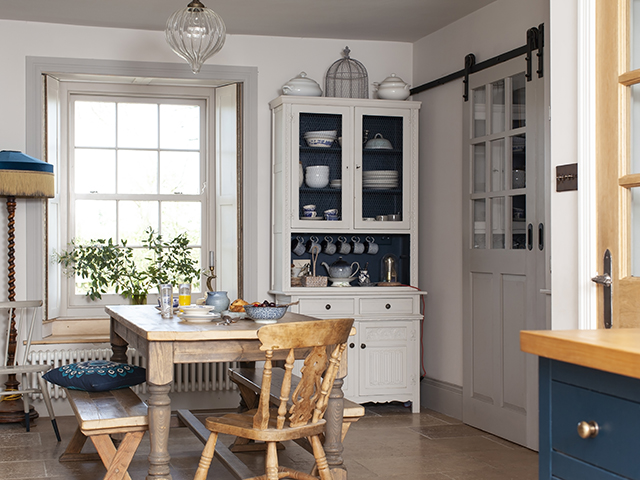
xmin=194 ymin=317 xmax=354 ymax=480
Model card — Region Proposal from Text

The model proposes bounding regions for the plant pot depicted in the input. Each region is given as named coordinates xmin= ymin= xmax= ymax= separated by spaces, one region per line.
xmin=130 ymin=294 xmax=147 ymax=305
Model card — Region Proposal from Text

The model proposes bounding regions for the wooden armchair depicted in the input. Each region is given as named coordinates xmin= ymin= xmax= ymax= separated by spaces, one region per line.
xmin=194 ymin=317 xmax=354 ymax=480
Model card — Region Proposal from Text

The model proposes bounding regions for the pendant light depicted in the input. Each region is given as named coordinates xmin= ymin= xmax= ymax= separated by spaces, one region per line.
xmin=165 ymin=0 xmax=226 ymax=74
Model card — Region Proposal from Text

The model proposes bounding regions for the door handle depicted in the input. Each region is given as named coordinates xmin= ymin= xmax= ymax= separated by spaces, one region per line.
xmin=527 ymin=223 xmax=533 ymax=250
xmin=591 ymin=249 xmax=612 ymax=328
xmin=538 ymin=223 xmax=544 ymax=250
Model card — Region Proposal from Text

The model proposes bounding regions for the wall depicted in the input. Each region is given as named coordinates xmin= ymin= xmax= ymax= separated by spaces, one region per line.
xmin=0 ymin=20 xmax=412 ymax=304
xmin=411 ymin=0 xmax=576 ymax=417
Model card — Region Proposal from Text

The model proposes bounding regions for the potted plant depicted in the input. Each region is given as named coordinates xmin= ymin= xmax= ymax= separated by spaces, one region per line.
xmin=56 ymin=227 xmax=201 ymax=304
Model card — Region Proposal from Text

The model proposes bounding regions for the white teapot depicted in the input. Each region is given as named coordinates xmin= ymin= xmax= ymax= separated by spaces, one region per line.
xmin=373 ymin=73 xmax=411 ymax=100
xmin=282 ymin=72 xmax=323 ymax=96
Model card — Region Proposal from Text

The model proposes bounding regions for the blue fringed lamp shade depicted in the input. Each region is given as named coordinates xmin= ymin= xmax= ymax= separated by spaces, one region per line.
xmin=0 ymin=151 xmax=54 ymax=198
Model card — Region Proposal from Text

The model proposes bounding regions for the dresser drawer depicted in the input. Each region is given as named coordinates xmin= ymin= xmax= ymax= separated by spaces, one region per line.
xmin=359 ymin=297 xmax=414 ymax=316
xmin=298 ymin=297 xmax=355 ymax=316
xmin=552 ymin=381 xmax=640 ymax=479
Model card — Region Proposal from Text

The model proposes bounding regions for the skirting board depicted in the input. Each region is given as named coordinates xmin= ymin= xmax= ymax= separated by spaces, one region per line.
xmin=421 ymin=376 xmax=462 ymax=420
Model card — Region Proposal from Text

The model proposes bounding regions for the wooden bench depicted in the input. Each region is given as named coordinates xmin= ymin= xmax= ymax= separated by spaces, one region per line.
xmin=228 ymin=366 xmax=365 ymax=453
xmin=60 ymin=388 xmax=148 ymax=480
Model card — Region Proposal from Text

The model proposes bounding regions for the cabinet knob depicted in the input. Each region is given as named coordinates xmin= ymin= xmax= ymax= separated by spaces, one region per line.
xmin=325 ymin=304 xmax=331 ymax=310
xmin=349 ymin=343 xmax=355 ymax=349
xmin=577 ymin=421 xmax=599 ymax=439
xmin=360 ymin=343 xmax=366 ymax=349
xmin=385 ymin=303 xmax=391 ymax=309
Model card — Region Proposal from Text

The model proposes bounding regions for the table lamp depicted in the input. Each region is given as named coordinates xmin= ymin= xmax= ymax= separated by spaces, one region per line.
xmin=0 ymin=150 xmax=54 ymax=424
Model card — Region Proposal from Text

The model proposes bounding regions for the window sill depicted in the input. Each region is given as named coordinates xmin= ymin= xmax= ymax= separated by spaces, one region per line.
xmin=37 ymin=317 xmax=111 ymax=344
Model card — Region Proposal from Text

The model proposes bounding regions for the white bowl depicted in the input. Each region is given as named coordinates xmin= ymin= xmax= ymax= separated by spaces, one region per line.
xmin=304 ymin=130 xmax=337 ymax=138
xmin=306 ymin=137 xmax=334 ymax=147
xmin=306 ymin=165 xmax=330 ymax=188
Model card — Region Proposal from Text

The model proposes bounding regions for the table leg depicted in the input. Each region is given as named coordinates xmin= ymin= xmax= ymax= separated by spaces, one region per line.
xmin=147 ymin=383 xmax=172 ymax=480
xmin=110 ymin=317 xmax=128 ymax=363
xmin=324 ymin=376 xmax=347 ymax=480
xmin=146 ymin=342 xmax=175 ymax=480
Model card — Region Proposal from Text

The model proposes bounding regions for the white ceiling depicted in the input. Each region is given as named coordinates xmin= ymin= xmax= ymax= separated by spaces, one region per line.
xmin=0 ymin=0 xmax=495 ymax=42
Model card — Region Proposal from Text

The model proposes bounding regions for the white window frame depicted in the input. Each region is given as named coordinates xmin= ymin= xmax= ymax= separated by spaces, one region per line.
xmin=59 ymin=82 xmax=212 ymax=316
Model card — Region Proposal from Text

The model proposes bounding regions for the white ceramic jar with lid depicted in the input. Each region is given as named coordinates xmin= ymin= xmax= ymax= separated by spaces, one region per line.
xmin=373 ymin=73 xmax=411 ymax=100
xmin=282 ymin=72 xmax=323 ymax=96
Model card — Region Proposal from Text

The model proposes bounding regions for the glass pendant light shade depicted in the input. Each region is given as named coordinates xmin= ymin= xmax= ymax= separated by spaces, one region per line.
xmin=165 ymin=0 xmax=226 ymax=74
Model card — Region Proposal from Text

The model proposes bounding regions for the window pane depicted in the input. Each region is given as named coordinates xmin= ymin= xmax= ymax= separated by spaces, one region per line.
xmin=473 ymin=86 xmax=486 ymax=137
xmin=75 ymin=200 xmax=116 ymax=242
xmin=118 ymin=103 xmax=158 ymax=149
xmin=492 ymin=197 xmax=505 ymax=249
xmin=160 ymin=151 xmax=200 ymax=194
xmin=161 ymin=202 xmax=201 ymax=244
xmin=160 ymin=104 xmax=200 ymax=150
xmin=631 ymin=84 xmax=640 ymax=173
xmin=473 ymin=199 xmax=486 ymax=249
xmin=512 ymin=134 xmax=526 ymax=188
xmin=492 ymin=80 xmax=505 ymax=133
xmin=512 ymin=73 xmax=526 ymax=129
xmin=512 ymin=194 xmax=526 ymax=250
xmin=631 ymin=188 xmax=640 ymax=276
xmin=75 ymin=149 xmax=116 ymax=193
xmin=75 ymin=101 xmax=115 ymax=148
xmin=473 ymin=144 xmax=486 ymax=193
xmin=118 ymin=150 xmax=158 ymax=194
xmin=119 ymin=201 xmax=159 ymax=245
xmin=491 ymin=139 xmax=505 ymax=191
xmin=632 ymin=0 xmax=640 ymax=70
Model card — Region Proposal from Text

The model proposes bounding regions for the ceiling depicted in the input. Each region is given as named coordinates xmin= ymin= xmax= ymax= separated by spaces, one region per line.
xmin=0 ymin=0 xmax=496 ymax=43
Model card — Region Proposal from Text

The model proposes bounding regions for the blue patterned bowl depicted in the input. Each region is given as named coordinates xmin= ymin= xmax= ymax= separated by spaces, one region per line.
xmin=244 ymin=305 xmax=287 ymax=323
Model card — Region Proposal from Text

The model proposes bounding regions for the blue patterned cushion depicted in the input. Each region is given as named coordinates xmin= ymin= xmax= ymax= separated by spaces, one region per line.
xmin=43 ymin=360 xmax=146 ymax=392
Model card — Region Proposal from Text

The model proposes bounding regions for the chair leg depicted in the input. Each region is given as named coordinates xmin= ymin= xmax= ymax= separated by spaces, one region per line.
xmin=194 ymin=432 xmax=219 ymax=480
xmin=309 ymin=435 xmax=333 ymax=480
xmin=265 ymin=441 xmax=280 ymax=480
xmin=37 ymin=375 xmax=61 ymax=441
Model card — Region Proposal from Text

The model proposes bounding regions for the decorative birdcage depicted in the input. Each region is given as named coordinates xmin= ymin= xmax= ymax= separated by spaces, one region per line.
xmin=325 ymin=47 xmax=369 ymax=99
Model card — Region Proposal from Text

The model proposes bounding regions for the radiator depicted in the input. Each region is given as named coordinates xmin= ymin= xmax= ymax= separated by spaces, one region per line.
xmin=26 ymin=348 xmax=238 ymax=400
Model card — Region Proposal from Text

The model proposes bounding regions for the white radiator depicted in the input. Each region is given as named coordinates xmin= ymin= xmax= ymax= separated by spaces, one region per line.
xmin=26 ymin=348 xmax=238 ymax=399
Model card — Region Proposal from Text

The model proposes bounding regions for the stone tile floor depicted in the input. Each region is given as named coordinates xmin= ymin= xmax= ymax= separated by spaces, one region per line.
xmin=0 ymin=402 xmax=538 ymax=479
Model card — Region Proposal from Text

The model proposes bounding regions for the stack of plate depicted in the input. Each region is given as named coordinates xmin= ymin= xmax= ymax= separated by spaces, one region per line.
xmin=363 ymin=170 xmax=399 ymax=190
xmin=330 ymin=179 xmax=342 ymax=189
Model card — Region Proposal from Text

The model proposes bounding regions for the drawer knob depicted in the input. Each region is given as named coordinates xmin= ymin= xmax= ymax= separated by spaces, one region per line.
xmin=577 ymin=421 xmax=599 ymax=439
xmin=385 ymin=303 xmax=391 ymax=309
xmin=325 ymin=304 xmax=331 ymax=310
xmin=361 ymin=343 xmax=366 ymax=349
xmin=349 ymin=343 xmax=355 ymax=349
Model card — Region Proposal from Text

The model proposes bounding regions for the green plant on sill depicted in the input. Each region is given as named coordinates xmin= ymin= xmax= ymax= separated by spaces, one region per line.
xmin=55 ymin=227 xmax=201 ymax=303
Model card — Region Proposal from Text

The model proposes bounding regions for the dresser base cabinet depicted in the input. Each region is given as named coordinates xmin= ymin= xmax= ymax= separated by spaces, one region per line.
xmin=539 ymin=357 xmax=640 ymax=479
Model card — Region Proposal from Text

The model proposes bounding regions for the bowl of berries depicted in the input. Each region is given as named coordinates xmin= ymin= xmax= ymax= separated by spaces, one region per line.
xmin=244 ymin=300 xmax=288 ymax=324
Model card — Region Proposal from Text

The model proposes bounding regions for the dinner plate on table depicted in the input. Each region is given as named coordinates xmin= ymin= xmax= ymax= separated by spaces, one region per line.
xmin=178 ymin=312 xmax=220 ymax=323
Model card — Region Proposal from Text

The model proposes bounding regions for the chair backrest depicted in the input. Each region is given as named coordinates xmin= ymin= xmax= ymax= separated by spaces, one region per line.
xmin=254 ymin=317 xmax=354 ymax=430
xmin=1 ymin=300 xmax=43 ymax=367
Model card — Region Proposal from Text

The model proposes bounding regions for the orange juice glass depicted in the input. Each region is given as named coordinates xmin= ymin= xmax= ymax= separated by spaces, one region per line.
xmin=178 ymin=283 xmax=191 ymax=306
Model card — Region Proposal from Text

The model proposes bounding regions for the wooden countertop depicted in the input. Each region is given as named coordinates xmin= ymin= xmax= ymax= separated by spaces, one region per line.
xmin=520 ymin=328 xmax=640 ymax=380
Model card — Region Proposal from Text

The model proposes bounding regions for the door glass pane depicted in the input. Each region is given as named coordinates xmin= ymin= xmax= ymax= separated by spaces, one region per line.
xmin=473 ymin=199 xmax=486 ymax=249
xmin=491 ymin=139 xmax=505 ymax=191
xmin=118 ymin=103 xmax=158 ymax=149
xmin=492 ymin=197 xmax=505 ymax=249
xmin=512 ymin=194 xmax=526 ymax=250
xmin=631 ymin=84 xmax=640 ymax=173
xmin=512 ymin=134 xmax=526 ymax=188
xmin=512 ymin=73 xmax=526 ymax=129
xmin=492 ymin=80 xmax=505 ymax=133
xmin=473 ymin=144 xmax=486 ymax=193
xmin=473 ymin=86 xmax=486 ymax=137
xmin=631 ymin=188 xmax=640 ymax=276
xmin=632 ymin=0 xmax=640 ymax=70
xmin=299 ymin=112 xmax=344 ymax=220
xmin=75 ymin=149 xmax=116 ymax=194
xmin=117 ymin=150 xmax=158 ymax=194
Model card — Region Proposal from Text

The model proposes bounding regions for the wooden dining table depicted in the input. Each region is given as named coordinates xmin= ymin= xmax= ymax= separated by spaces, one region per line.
xmin=106 ymin=305 xmax=351 ymax=480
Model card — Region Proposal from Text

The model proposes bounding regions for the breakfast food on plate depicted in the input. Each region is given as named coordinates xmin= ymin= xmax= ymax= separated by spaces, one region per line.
xmin=230 ymin=298 xmax=249 ymax=312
